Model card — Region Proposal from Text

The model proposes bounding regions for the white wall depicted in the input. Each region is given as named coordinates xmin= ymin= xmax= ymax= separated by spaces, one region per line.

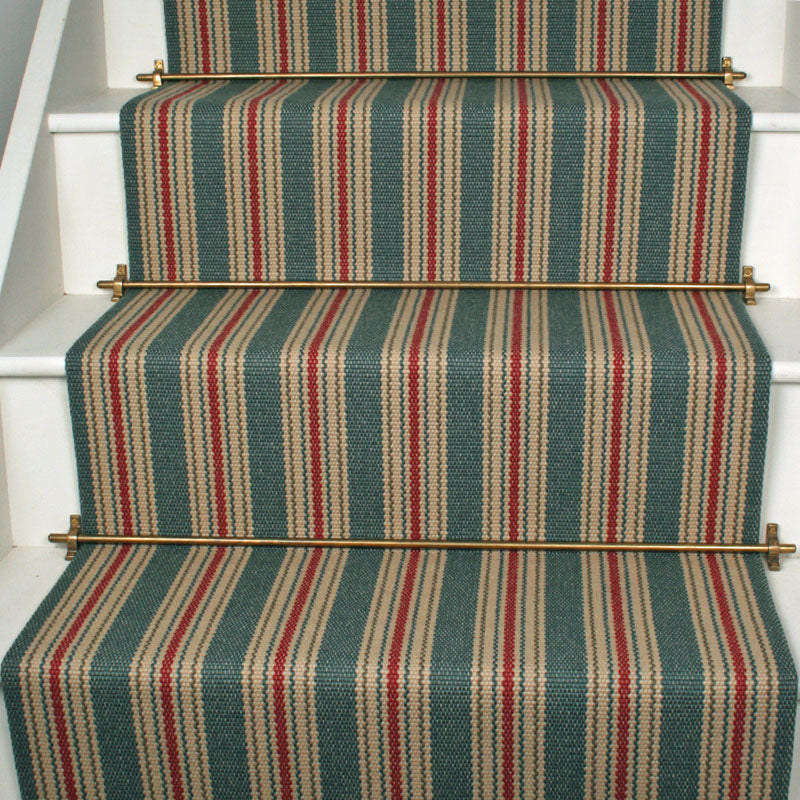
xmin=0 ymin=0 xmax=44 ymax=160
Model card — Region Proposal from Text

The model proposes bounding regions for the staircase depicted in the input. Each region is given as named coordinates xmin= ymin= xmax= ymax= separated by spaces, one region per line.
xmin=1 ymin=0 xmax=800 ymax=798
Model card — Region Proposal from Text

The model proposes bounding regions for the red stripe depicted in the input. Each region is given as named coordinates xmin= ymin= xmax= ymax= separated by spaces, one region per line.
xmin=676 ymin=0 xmax=690 ymax=72
xmin=109 ymin=292 xmax=175 ymax=536
xmin=513 ymin=80 xmax=530 ymax=283
xmin=679 ymin=80 xmax=712 ymax=283
xmin=596 ymin=0 xmax=608 ymax=71
xmin=275 ymin=0 xmax=289 ymax=72
xmin=335 ymin=81 xmax=365 ymax=281
xmin=706 ymin=555 xmax=749 ymax=798
xmin=693 ymin=295 xmax=727 ymax=542
xmin=307 ymin=290 xmax=349 ymax=538
xmin=272 ymin=548 xmax=325 ymax=799
xmin=49 ymin=546 xmax=132 ymax=800
xmin=246 ymin=81 xmax=288 ymax=281
xmin=692 ymin=295 xmax=747 ymax=796
xmin=386 ymin=550 xmax=422 ymax=800
xmin=196 ymin=0 xmax=211 ymax=73
xmin=598 ymin=82 xmax=621 ymax=283
xmin=157 ymin=83 xmax=209 ymax=281
xmin=160 ymin=547 xmax=227 ymax=800
xmin=501 ymin=76 xmax=532 ymax=798
xmin=425 ymin=80 xmax=446 ymax=281
xmin=515 ymin=0 xmax=527 ymax=71
xmin=436 ymin=0 xmax=447 ymax=71
xmin=597 ymin=78 xmax=633 ymax=798
xmin=355 ymin=0 xmax=368 ymax=71
xmin=206 ymin=290 xmax=261 ymax=538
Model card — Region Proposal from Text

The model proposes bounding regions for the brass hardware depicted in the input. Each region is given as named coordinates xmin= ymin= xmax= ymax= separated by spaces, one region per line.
xmin=766 ymin=523 xmax=784 ymax=571
xmin=137 ymin=57 xmax=746 ymax=88
xmin=112 ymin=264 xmax=128 ymax=302
xmin=49 ymin=518 xmax=795 ymax=568
xmin=742 ymin=266 xmax=758 ymax=305
xmin=97 ymin=267 xmax=769 ymax=303
xmin=49 ymin=515 xmax=82 ymax=561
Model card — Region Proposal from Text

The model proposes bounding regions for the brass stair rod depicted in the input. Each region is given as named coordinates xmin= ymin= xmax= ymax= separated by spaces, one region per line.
xmin=50 ymin=518 xmax=794 ymax=570
xmin=99 ymin=266 xmax=768 ymax=304
xmin=139 ymin=57 xmax=745 ymax=88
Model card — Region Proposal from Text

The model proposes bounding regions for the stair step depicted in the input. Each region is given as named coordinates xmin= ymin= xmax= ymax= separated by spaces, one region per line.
xmin=48 ymin=86 xmax=800 ymax=135
xmin=2 ymin=543 xmax=795 ymax=798
xmin=46 ymin=88 xmax=800 ymax=298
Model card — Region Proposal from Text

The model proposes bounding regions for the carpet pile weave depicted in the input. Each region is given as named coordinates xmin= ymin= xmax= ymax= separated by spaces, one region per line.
xmin=2 ymin=0 xmax=796 ymax=797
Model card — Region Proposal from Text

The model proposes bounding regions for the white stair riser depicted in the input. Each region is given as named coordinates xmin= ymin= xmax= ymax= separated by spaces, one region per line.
xmin=53 ymin=129 xmax=800 ymax=297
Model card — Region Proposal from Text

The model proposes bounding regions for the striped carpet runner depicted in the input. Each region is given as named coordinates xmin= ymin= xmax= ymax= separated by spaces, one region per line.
xmin=3 ymin=545 xmax=795 ymax=799
xmin=121 ymin=77 xmax=750 ymax=283
xmin=3 ymin=0 xmax=797 ymax=798
xmin=66 ymin=288 xmax=769 ymax=545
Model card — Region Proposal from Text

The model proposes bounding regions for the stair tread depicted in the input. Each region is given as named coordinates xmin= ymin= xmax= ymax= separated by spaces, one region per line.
xmin=3 ymin=294 xmax=798 ymax=382
xmin=2 ymin=543 xmax=795 ymax=798
xmin=48 ymin=86 xmax=800 ymax=134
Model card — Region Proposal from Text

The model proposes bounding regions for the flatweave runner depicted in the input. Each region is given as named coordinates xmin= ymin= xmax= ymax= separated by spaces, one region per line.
xmin=67 ymin=288 xmax=769 ymax=544
xmin=162 ymin=0 xmax=725 ymax=73
xmin=121 ymin=77 xmax=750 ymax=284
xmin=2 ymin=544 xmax=795 ymax=800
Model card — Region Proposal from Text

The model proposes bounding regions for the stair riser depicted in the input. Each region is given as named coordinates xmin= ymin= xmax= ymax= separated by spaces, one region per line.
xmin=54 ymin=129 xmax=800 ymax=296
xmin=101 ymin=0 xmax=790 ymax=88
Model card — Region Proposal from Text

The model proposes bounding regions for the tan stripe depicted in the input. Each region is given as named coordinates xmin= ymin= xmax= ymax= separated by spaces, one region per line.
xmin=381 ymin=290 xmax=457 ymax=540
xmin=243 ymin=548 xmax=347 ymax=799
xmin=471 ymin=552 xmax=547 ymax=798
xmin=131 ymin=548 xmax=251 ymax=800
xmin=355 ymin=550 xmax=447 ymax=798
xmin=20 ymin=547 xmax=154 ymax=800
xmin=82 ymin=290 xmax=195 ymax=538
xmin=223 ymin=80 xmax=304 ymax=282
xmin=280 ymin=289 xmax=368 ymax=538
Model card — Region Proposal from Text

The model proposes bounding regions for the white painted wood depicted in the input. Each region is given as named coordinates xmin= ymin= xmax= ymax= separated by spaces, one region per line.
xmin=55 ymin=133 xmax=128 ymax=293
xmin=741 ymin=133 xmax=800 ymax=298
xmin=0 ymin=379 xmax=81 ymax=549
xmin=103 ymin=0 xmax=166 ymax=89
xmin=722 ymin=0 xmax=787 ymax=86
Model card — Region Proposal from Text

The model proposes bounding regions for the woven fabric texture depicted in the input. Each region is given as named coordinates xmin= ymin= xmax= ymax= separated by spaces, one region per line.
xmin=162 ymin=0 xmax=724 ymax=73
xmin=121 ymin=77 xmax=750 ymax=284
xmin=67 ymin=288 xmax=769 ymax=544
xmin=2 ymin=544 xmax=794 ymax=800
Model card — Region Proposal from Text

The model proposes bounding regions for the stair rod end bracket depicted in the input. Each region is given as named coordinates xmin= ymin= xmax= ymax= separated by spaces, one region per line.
xmin=49 ymin=516 xmax=81 ymax=561
xmin=153 ymin=59 xmax=164 ymax=88
xmin=742 ymin=266 xmax=764 ymax=305
xmin=112 ymin=264 xmax=128 ymax=302
xmin=765 ymin=523 xmax=795 ymax=571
